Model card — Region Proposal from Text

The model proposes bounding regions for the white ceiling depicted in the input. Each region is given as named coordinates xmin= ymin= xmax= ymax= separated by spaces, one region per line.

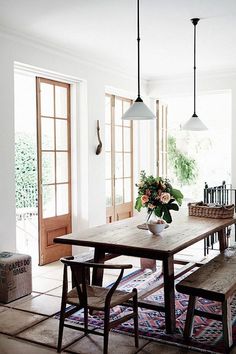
xmin=1 ymin=0 xmax=236 ymax=79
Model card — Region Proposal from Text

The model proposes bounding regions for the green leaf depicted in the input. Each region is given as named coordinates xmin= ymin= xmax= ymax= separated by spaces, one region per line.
xmin=135 ymin=197 xmax=142 ymax=212
xmin=154 ymin=205 xmax=162 ymax=217
xmin=162 ymin=205 xmax=172 ymax=223
xmin=168 ymin=203 xmax=179 ymax=211
xmin=171 ymin=188 xmax=184 ymax=206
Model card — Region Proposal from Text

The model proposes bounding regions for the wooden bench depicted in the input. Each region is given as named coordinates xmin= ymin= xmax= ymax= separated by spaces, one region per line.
xmin=176 ymin=247 xmax=236 ymax=352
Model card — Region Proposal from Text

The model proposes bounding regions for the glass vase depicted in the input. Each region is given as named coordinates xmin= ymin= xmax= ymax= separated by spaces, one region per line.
xmin=146 ymin=210 xmax=160 ymax=224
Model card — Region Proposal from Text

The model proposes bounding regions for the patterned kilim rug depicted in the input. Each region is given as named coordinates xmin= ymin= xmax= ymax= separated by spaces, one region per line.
xmin=56 ymin=267 xmax=236 ymax=353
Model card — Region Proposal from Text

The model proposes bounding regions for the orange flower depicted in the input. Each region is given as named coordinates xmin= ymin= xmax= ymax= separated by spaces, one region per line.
xmin=141 ymin=195 xmax=149 ymax=205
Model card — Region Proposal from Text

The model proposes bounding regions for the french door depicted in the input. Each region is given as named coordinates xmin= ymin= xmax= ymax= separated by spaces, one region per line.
xmin=105 ymin=94 xmax=133 ymax=223
xmin=36 ymin=78 xmax=72 ymax=265
xmin=156 ymin=100 xmax=168 ymax=177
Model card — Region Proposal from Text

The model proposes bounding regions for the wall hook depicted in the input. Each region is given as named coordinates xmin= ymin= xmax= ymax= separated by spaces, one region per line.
xmin=96 ymin=120 xmax=102 ymax=155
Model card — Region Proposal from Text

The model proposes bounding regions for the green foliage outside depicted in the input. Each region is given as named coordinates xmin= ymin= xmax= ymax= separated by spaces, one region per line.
xmin=168 ymin=135 xmax=198 ymax=186
xmin=15 ymin=133 xmax=38 ymax=209
xmin=15 ymin=133 xmax=53 ymax=210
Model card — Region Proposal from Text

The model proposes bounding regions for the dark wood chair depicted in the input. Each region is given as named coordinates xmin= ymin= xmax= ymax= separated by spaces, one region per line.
xmin=57 ymin=256 xmax=139 ymax=354
xmin=203 ymin=181 xmax=236 ymax=255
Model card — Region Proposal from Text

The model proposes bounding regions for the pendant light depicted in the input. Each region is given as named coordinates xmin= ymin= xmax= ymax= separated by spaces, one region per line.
xmin=182 ymin=18 xmax=207 ymax=131
xmin=122 ymin=0 xmax=155 ymax=120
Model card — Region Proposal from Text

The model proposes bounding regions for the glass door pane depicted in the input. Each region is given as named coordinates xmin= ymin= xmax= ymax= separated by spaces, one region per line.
xmin=43 ymin=185 xmax=55 ymax=218
xmin=41 ymin=118 xmax=54 ymax=150
xmin=115 ymin=98 xmax=122 ymax=125
xmin=40 ymin=83 xmax=54 ymax=117
xmin=55 ymin=86 xmax=67 ymax=118
xmin=115 ymin=126 xmax=122 ymax=151
xmin=42 ymin=152 xmax=55 ymax=184
xmin=105 ymin=94 xmax=133 ymax=222
xmin=115 ymin=179 xmax=123 ymax=205
xmin=124 ymin=178 xmax=131 ymax=202
xmin=56 ymin=119 xmax=68 ymax=150
xmin=56 ymin=152 xmax=68 ymax=183
xmin=57 ymin=184 xmax=69 ymax=215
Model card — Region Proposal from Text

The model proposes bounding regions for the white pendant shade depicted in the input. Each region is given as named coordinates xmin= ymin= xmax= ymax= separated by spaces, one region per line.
xmin=122 ymin=1 xmax=155 ymax=121
xmin=122 ymin=100 xmax=156 ymax=120
xmin=182 ymin=18 xmax=208 ymax=131
xmin=182 ymin=114 xmax=207 ymax=131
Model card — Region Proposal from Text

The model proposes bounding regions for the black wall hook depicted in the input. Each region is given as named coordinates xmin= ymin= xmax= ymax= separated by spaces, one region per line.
xmin=96 ymin=120 xmax=102 ymax=155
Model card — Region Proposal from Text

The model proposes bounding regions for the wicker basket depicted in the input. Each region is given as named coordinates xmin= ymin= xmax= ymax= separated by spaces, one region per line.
xmin=188 ymin=202 xmax=235 ymax=219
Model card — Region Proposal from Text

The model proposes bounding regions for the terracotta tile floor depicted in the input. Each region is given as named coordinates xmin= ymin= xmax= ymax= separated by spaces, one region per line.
xmin=0 ymin=237 xmax=235 ymax=354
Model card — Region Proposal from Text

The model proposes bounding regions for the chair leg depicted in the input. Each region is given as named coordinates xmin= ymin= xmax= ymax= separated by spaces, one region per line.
xmin=222 ymin=299 xmax=233 ymax=351
xmin=211 ymin=234 xmax=214 ymax=249
xmin=184 ymin=295 xmax=196 ymax=339
xmin=204 ymin=238 xmax=206 ymax=257
xmin=133 ymin=288 xmax=139 ymax=348
xmin=103 ymin=307 xmax=110 ymax=354
xmin=207 ymin=237 xmax=210 ymax=254
xmin=57 ymin=298 xmax=67 ymax=352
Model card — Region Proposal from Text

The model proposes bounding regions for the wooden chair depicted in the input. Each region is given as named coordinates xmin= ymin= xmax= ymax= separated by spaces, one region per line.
xmin=203 ymin=181 xmax=236 ymax=255
xmin=57 ymin=256 xmax=139 ymax=354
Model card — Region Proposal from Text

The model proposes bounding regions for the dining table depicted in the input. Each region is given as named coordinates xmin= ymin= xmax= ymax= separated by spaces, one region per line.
xmin=54 ymin=212 xmax=236 ymax=334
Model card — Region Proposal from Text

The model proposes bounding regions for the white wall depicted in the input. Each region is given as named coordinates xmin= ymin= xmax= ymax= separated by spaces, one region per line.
xmin=0 ymin=30 xmax=150 ymax=252
xmin=148 ymin=71 xmax=236 ymax=188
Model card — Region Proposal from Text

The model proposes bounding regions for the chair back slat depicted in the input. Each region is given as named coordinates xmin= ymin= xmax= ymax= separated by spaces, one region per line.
xmin=204 ymin=181 xmax=236 ymax=210
xmin=70 ymin=263 xmax=88 ymax=306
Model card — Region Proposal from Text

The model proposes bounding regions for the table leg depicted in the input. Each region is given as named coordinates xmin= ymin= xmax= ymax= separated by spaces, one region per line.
xmin=163 ymin=256 xmax=176 ymax=333
xmin=92 ymin=248 xmax=105 ymax=286
xmin=218 ymin=228 xmax=227 ymax=252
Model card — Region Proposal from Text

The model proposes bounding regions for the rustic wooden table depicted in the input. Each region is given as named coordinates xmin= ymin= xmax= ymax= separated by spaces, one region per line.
xmin=54 ymin=213 xmax=236 ymax=333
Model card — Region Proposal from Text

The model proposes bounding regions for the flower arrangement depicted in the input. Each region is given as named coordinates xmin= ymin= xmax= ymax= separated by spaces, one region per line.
xmin=135 ymin=171 xmax=184 ymax=223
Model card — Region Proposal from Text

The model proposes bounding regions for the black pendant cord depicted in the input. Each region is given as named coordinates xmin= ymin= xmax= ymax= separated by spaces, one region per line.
xmin=136 ymin=0 xmax=142 ymax=102
xmin=191 ymin=18 xmax=199 ymax=116
xmin=193 ymin=21 xmax=196 ymax=115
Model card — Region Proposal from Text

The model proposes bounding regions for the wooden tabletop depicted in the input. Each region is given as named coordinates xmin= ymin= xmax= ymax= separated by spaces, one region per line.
xmin=54 ymin=213 xmax=236 ymax=259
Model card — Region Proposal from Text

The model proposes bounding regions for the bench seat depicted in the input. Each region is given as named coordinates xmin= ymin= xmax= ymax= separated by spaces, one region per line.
xmin=176 ymin=247 xmax=236 ymax=352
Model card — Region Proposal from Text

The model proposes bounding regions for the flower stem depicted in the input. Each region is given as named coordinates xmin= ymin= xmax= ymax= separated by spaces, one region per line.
xmin=146 ymin=210 xmax=153 ymax=222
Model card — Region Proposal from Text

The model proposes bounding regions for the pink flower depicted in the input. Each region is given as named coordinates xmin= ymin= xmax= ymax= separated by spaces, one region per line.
xmin=145 ymin=189 xmax=151 ymax=196
xmin=141 ymin=195 xmax=149 ymax=205
xmin=160 ymin=192 xmax=171 ymax=204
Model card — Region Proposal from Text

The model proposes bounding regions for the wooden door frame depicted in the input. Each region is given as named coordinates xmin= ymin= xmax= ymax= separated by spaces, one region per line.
xmin=105 ymin=93 xmax=134 ymax=222
xmin=36 ymin=77 xmax=72 ymax=265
